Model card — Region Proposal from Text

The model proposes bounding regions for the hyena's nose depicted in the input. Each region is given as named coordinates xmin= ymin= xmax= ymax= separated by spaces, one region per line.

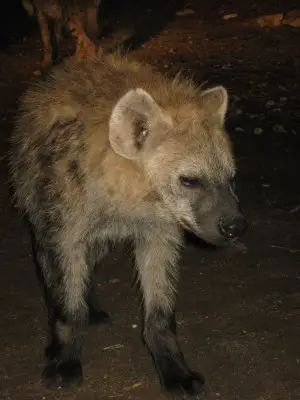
xmin=219 ymin=216 xmax=248 ymax=239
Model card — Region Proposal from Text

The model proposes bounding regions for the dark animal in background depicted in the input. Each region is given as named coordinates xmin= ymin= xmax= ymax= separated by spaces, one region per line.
xmin=22 ymin=0 xmax=101 ymax=67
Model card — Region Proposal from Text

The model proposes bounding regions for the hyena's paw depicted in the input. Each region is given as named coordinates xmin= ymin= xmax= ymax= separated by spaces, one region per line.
xmin=159 ymin=358 xmax=206 ymax=399
xmin=168 ymin=372 xmax=206 ymax=399
xmin=164 ymin=371 xmax=206 ymax=399
xmin=42 ymin=359 xmax=83 ymax=389
xmin=88 ymin=307 xmax=111 ymax=325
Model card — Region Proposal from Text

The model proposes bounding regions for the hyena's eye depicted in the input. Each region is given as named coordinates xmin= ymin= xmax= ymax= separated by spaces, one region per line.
xmin=179 ymin=176 xmax=203 ymax=188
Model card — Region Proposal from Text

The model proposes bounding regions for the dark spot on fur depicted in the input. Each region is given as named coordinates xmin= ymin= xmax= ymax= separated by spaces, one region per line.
xmin=143 ymin=190 xmax=161 ymax=203
xmin=68 ymin=159 xmax=84 ymax=184
xmin=69 ymin=159 xmax=77 ymax=170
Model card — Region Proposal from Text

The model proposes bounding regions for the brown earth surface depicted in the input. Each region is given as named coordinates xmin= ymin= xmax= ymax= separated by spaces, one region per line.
xmin=0 ymin=0 xmax=299 ymax=399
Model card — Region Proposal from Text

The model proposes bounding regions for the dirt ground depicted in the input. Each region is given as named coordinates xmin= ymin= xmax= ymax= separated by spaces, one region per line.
xmin=0 ymin=0 xmax=299 ymax=399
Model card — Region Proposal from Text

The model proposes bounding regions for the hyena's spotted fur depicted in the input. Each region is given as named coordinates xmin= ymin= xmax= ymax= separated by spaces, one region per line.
xmin=10 ymin=52 xmax=247 ymax=397
xmin=22 ymin=0 xmax=101 ymax=67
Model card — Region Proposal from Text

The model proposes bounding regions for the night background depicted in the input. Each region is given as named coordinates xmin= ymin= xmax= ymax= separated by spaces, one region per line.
xmin=0 ymin=0 xmax=299 ymax=399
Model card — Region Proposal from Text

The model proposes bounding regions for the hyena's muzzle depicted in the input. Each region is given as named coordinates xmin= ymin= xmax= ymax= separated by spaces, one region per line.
xmin=187 ymin=180 xmax=248 ymax=246
xmin=217 ymin=188 xmax=247 ymax=241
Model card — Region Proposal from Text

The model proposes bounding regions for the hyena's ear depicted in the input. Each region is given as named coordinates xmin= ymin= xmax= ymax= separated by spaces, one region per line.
xmin=200 ymin=86 xmax=228 ymax=124
xmin=109 ymin=88 xmax=172 ymax=160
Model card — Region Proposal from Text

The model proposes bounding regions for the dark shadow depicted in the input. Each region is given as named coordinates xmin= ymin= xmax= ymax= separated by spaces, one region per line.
xmin=98 ymin=0 xmax=185 ymax=53
xmin=0 ymin=0 xmax=37 ymax=51
xmin=184 ymin=231 xmax=224 ymax=252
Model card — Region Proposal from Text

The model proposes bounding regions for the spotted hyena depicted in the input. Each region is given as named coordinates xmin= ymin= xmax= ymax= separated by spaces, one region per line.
xmin=10 ymin=52 xmax=247 ymax=398
xmin=22 ymin=0 xmax=101 ymax=67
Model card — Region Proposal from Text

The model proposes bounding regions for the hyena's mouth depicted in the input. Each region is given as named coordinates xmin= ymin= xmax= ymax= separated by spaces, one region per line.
xmin=180 ymin=218 xmax=231 ymax=246
xmin=179 ymin=218 xmax=196 ymax=234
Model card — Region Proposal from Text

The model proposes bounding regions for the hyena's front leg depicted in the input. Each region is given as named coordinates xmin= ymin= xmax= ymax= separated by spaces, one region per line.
xmin=34 ymin=239 xmax=91 ymax=388
xmin=135 ymin=229 xmax=206 ymax=398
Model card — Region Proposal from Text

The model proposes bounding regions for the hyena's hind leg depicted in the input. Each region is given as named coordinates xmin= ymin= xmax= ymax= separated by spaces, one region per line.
xmin=36 ymin=9 xmax=53 ymax=67
xmin=47 ymin=17 xmax=63 ymax=63
xmin=31 ymin=228 xmax=110 ymax=386
xmin=33 ymin=240 xmax=87 ymax=387
xmin=135 ymin=229 xmax=206 ymax=398
xmin=32 ymin=235 xmax=98 ymax=388
xmin=54 ymin=18 xmax=63 ymax=45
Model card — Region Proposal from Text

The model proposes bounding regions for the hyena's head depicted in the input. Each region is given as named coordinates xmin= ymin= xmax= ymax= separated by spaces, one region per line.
xmin=109 ymin=84 xmax=247 ymax=245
